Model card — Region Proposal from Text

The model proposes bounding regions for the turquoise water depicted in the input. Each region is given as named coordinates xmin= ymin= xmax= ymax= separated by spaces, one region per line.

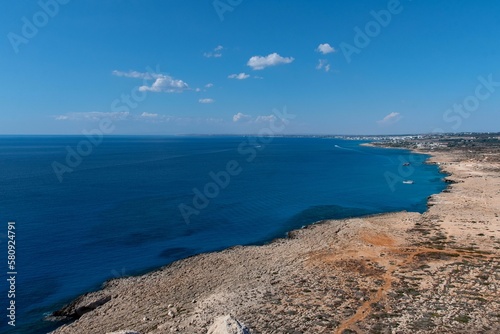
xmin=0 ymin=136 xmax=446 ymax=333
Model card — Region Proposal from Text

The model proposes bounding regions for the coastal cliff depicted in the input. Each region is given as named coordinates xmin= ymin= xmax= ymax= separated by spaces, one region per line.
xmin=51 ymin=148 xmax=500 ymax=333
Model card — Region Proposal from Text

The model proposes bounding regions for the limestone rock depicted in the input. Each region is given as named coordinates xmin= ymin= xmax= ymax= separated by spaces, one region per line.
xmin=207 ymin=315 xmax=251 ymax=334
xmin=52 ymin=293 xmax=111 ymax=319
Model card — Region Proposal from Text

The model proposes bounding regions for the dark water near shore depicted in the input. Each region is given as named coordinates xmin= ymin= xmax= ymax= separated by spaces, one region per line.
xmin=0 ymin=136 xmax=446 ymax=333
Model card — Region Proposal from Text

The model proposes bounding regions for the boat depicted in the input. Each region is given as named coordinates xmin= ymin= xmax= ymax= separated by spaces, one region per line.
xmin=402 ymin=180 xmax=414 ymax=184
xmin=403 ymin=162 xmax=411 ymax=166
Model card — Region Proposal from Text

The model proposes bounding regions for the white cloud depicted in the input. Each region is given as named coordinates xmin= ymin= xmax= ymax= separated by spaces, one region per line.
xmin=53 ymin=111 xmax=223 ymax=124
xmin=232 ymin=112 xmax=252 ymax=122
xmin=138 ymin=74 xmax=189 ymax=93
xmin=112 ymin=70 xmax=153 ymax=79
xmin=138 ymin=112 xmax=180 ymax=123
xmin=255 ymin=115 xmax=277 ymax=123
xmin=140 ymin=113 xmax=201 ymax=123
xmin=377 ymin=112 xmax=402 ymax=125
xmin=114 ymin=70 xmax=189 ymax=93
xmin=140 ymin=112 xmax=159 ymax=118
xmin=205 ymin=83 xmax=214 ymax=88
xmin=247 ymin=53 xmax=294 ymax=70
xmin=316 ymin=59 xmax=331 ymax=72
xmin=54 ymin=111 xmax=131 ymax=121
xmin=204 ymin=52 xmax=222 ymax=58
xmin=231 ymin=114 xmax=279 ymax=123
xmin=199 ymin=98 xmax=215 ymax=104
xmin=204 ymin=45 xmax=223 ymax=58
xmin=228 ymin=72 xmax=250 ymax=80
xmin=316 ymin=43 xmax=335 ymax=54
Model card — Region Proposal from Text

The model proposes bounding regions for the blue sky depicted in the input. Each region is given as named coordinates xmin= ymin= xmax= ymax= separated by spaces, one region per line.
xmin=1 ymin=0 xmax=499 ymax=135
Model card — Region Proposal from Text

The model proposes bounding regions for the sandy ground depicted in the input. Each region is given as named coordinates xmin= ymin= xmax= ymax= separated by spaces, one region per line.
xmin=50 ymin=149 xmax=500 ymax=334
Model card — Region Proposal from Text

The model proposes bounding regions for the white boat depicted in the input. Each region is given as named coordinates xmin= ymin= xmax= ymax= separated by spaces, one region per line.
xmin=403 ymin=180 xmax=414 ymax=184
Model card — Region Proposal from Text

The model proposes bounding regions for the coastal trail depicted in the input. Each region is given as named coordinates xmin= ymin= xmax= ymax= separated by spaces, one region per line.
xmin=332 ymin=240 xmax=497 ymax=334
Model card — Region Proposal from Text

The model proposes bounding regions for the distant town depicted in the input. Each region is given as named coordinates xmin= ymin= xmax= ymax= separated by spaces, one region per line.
xmin=336 ymin=132 xmax=500 ymax=151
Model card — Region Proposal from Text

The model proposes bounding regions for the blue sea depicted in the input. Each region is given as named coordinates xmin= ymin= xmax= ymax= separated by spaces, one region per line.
xmin=0 ymin=136 xmax=446 ymax=333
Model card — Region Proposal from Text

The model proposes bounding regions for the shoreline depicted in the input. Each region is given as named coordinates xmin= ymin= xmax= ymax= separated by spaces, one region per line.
xmin=51 ymin=146 xmax=500 ymax=334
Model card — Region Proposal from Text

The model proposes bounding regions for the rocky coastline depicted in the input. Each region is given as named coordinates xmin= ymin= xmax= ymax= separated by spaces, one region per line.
xmin=50 ymin=146 xmax=500 ymax=334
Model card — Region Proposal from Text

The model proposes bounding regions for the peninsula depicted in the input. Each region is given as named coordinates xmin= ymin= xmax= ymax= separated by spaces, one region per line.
xmin=51 ymin=135 xmax=500 ymax=334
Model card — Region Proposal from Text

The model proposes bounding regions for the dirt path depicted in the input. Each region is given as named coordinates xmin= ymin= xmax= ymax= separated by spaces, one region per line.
xmin=335 ymin=244 xmax=496 ymax=334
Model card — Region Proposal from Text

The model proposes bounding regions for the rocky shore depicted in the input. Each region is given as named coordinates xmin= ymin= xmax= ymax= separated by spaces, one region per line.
xmin=51 ymin=147 xmax=500 ymax=334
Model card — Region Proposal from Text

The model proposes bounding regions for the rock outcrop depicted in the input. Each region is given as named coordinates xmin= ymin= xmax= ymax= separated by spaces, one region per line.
xmin=52 ymin=293 xmax=111 ymax=319
xmin=207 ymin=315 xmax=251 ymax=334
